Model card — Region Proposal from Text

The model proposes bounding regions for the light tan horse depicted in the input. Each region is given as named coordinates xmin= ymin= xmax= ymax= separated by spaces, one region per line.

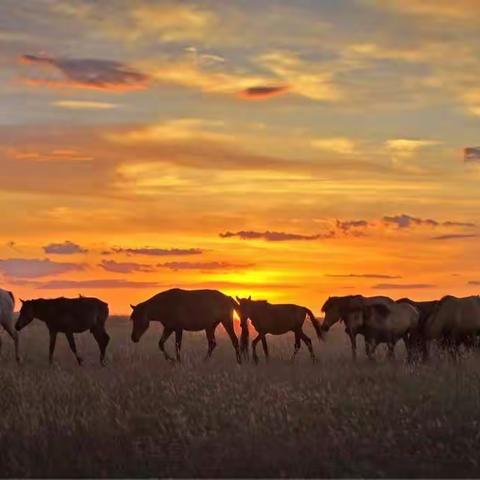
xmin=424 ymin=295 xmax=480 ymax=360
xmin=321 ymin=295 xmax=393 ymax=360
xmin=0 ymin=288 xmax=20 ymax=362
xmin=130 ymin=288 xmax=241 ymax=364
xmin=236 ymin=297 xmax=323 ymax=363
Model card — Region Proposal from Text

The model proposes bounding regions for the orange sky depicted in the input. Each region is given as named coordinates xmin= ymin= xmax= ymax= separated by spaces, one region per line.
xmin=1 ymin=0 xmax=480 ymax=313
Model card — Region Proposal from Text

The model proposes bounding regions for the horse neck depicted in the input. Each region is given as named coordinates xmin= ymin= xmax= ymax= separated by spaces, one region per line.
xmin=31 ymin=300 xmax=51 ymax=321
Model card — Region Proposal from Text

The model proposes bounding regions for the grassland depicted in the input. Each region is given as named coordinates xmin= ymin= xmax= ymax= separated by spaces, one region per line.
xmin=1 ymin=318 xmax=480 ymax=478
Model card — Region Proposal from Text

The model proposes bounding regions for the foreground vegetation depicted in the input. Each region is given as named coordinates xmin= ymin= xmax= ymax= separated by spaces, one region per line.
xmin=1 ymin=318 xmax=480 ymax=478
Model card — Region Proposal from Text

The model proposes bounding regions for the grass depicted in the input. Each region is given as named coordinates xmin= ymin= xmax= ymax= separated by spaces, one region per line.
xmin=1 ymin=318 xmax=480 ymax=478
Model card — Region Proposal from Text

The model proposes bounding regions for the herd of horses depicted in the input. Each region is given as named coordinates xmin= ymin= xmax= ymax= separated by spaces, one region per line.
xmin=0 ymin=287 xmax=479 ymax=365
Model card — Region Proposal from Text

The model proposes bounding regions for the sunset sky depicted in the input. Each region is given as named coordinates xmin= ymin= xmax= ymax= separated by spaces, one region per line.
xmin=1 ymin=0 xmax=480 ymax=314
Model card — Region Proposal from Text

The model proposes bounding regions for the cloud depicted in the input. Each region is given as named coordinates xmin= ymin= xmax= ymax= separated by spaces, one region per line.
xmin=383 ymin=214 xmax=476 ymax=230
xmin=311 ymin=137 xmax=356 ymax=155
xmin=35 ymin=279 xmax=160 ymax=289
xmin=7 ymin=148 xmax=93 ymax=162
xmin=372 ymin=283 xmax=435 ymax=290
xmin=0 ymin=258 xmax=84 ymax=278
xmin=383 ymin=214 xmax=438 ymax=228
xmin=219 ymin=230 xmax=334 ymax=241
xmin=157 ymin=261 xmax=252 ymax=271
xmin=20 ymin=54 xmax=149 ymax=91
xmin=385 ymin=139 xmax=441 ymax=158
xmin=373 ymin=1 xmax=480 ymax=20
xmin=238 ymin=85 xmax=289 ymax=100
xmin=336 ymin=219 xmax=369 ymax=231
xmin=431 ymin=234 xmax=478 ymax=240
xmin=99 ymin=260 xmax=155 ymax=273
xmin=468 ymin=281 xmax=480 ymax=286
xmin=53 ymin=100 xmax=119 ymax=110
xmin=43 ymin=241 xmax=88 ymax=255
xmin=107 ymin=118 xmax=232 ymax=144
xmin=326 ymin=274 xmax=402 ymax=279
xmin=107 ymin=247 xmax=203 ymax=256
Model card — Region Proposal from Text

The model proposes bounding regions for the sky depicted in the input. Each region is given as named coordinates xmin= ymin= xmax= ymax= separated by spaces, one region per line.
xmin=1 ymin=0 xmax=480 ymax=314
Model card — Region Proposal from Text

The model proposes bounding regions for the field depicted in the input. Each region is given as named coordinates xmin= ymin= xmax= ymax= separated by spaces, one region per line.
xmin=1 ymin=318 xmax=480 ymax=478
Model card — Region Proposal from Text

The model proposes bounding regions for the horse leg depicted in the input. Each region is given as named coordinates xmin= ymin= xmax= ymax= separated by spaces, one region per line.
xmin=300 ymin=330 xmax=316 ymax=362
xmin=349 ymin=333 xmax=357 ymax=361
xmin=158 ymin=327 xmax=174 ymax=361
xmin=291 ymin=330 xmax=301 ymax=361
xmin=261 ymin=335 xmax=269 ymax=360
xmin=91 ymin=326 xmax=110 ymax=366
xmin=204 ymin=327 xmax=216 ymax=361
xmin=175 ymin=329 xmax=183 ymax=362
xmin=65 ymin=332 xmax=83 ymax=366
xmin=365 ymin=338 xmax=378 ymax=362
xmin=48 ymin=329 xmax=57 ymax=365
xmin=221 ymin=318 xmax=241 ymax=364
xmin=387 ymin=342 xmax=395 ymax=361
xmin=252 ymin=334 xmax=262 ymax=364
xmin=2 ymin=320 xmax=20 ymax=363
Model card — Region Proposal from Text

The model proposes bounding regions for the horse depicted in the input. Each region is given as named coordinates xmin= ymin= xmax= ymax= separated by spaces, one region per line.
xmin=321 ymin=295 xmax=393 ymax=360
xmin=130 ymin=288 xmax=241 ymax=364
xmin=396 ymin=298 xmax=439 ymax=362
xmin=361 ymin=301 xmax=419 ymax=361
xmin=15 ymin=296 xmax=110 ymax=365
xmin=423 ymin=295 xmax=480 ymax=361
xmin=235 ymin=296 xmax=323 ymax=364
xmin=0 ymin=289 xmax=20 ymax=362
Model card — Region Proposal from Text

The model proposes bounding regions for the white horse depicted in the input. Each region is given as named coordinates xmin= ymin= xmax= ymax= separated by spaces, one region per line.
xmin=0 ymin=288 xmax=20 ymax=362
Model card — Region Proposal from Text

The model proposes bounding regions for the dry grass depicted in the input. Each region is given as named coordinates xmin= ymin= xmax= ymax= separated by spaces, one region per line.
xmin=1 ymin=318 xmax=480 ymax=478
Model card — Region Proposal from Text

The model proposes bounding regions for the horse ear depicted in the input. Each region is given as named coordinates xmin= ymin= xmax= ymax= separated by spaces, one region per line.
xmin=20 ymin=298 xmax=25 ymax=304
xmin=130 ymin=304 xmax=136 ymax=310
xmin=248 ymin=295 xmax=251 ymax=301
xmin=236 ymin=296 xmax=241 ymax=302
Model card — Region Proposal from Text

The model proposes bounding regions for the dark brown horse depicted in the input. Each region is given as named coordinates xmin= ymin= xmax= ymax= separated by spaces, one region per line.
xmin=236 ymin=297 xmax=323 ymax=363
xmin=130 ymin=288 xmax=241 ymax=364
xmin=15 ymin=296 xmax=110 ymax=365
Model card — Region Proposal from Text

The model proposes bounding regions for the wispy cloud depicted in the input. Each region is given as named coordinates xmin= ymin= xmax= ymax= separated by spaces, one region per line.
xmin=36 ymin=279 xmax=160 ymax=289
xmin=326 ymin=273 xmax=401 ymax=279
xmin=106 ymin=247 xmax=203 ymax=256
xmin=0 ymin=258 xmax=84 ymax=278
xmin=383 ymin=214 xmax=475 ymax=229
xmin=238 ymin=85 xmax=289 ymax=100
xmin=372 ymin=283 xmax=435 ymax=290
xmin=20 ymin=54 xmax=149 ymax=91
xmin=43 ymin=241 xmax=87 ymax=255
xmin=431 ymin=233 xmax=478 ymax=240
xmin=158 ymin=261 xmax=252 ymax=271
xmin=311 ymin=137 xmax=356 ymax=155
xmin=219 ymin=230 xmax=334 ymax=241
xmin=99 ymin=260 xmax=155 ymax=273
xmin=53 ymin=100 xmax=119 ymax=110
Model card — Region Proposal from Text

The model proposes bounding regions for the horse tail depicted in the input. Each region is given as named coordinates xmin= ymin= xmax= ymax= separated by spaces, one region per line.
xmin=7 ymin=291 xmax=15 ymax=308
xmin=98 ymin=301 xmax=109 ymax=326
xmin=305 ymin=308 xmax=324 ymax=342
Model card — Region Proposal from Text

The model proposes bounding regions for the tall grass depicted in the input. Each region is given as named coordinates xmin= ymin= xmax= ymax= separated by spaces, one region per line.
xmin=1 ymin=319 xmax=480 ymax=477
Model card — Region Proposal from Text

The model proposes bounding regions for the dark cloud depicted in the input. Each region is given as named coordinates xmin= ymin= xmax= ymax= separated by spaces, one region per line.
xmin=238 ymin=85 xmax=289 ymax=99
xmin=107 ymin=247 xmax=203 ymax=256
xmin=219 ymin=230 xmax=334 ymax=241
xmin=372 ymin=283 xmax=435 ymax=290
xmin=383 ymin=214 xmax=438 ymax=228
xmin=326 ymin=273 xmax=401 ymax=279
xmin=20 ymin=54 xmax=149 ymax=91
xmin=431 ymin=234 xmax=478 ymax=240
xmin=383 ymin=214 xmax=476 ymax=229
xmin=43 ymin=241 xmax=87 ymax=254
xmin=0 ymin=258 xmax=84 ymax=278
xmin=98 ymin=260 xmax=155 ymax=273
xmin=468 ymin=281 xmax=480 ymax=285
xmin=336 ymin=219 xmax=369 ymax=231
xmin=158 ymin=261 xmax=252 ymax=271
